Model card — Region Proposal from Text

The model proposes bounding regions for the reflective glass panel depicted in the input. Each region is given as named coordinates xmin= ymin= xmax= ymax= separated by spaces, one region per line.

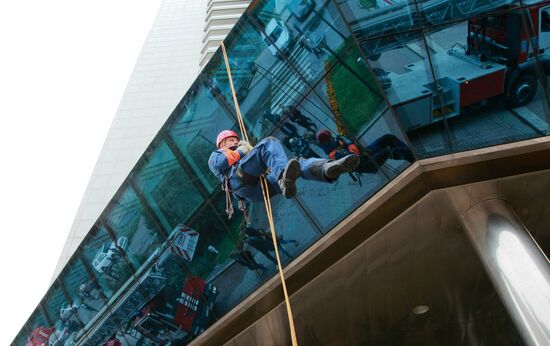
xmin=416 ymin=0 xmax=518 ymax=28
xmin=42 ymin=282 xmax=86 ymax=345
xmin=186 ymin=196 xmax=247 ymax=317
xmin=79 ymin=225 xmax=134 ymax=299
xmin=337 ymin=0 xmax=419 ymax=51
xmin=362 ymin=25 xmax=453 ymax=157
xmin=421 ymin=7 xmax=550 ymax=156
xmin=58 ymin=254 xmax=108 ymax=334
xmin=133 ymin=141 xmax=205 ymax=232
xmin=104 ymin=184 xmax=165 ymax=269
xmin=19 ymin=310 xmax=52 ymax=346
xmin=166 ymin=79 xmax=234 ymax=193
xmin=246 ymin=0 xmax=352 ymax=85
xmin=280 ymin=46 xmax=414 ymax=229
xmin=206 ymin=14 xmax=311 ymax=140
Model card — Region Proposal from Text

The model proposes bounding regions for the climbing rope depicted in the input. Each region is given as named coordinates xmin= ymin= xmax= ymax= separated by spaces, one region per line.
xmin=221 ymin=42 xmax=299 ymax=346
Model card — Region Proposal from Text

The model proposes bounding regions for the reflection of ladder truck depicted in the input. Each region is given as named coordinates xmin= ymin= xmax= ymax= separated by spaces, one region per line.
xmin=73 ymin=225 xmax=216 ymax=345
xmin=353 ymin=0 xmax=550 ymax=130
xmin=132 ymin=276 xmax=218 ymax=345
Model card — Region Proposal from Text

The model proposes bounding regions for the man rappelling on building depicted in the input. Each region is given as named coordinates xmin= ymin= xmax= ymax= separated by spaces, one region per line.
xmin=208 ymin=130 xmax=359 ymax=215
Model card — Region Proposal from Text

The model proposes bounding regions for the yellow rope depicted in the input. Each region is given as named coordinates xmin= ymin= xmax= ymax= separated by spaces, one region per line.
xmin=221 ymin=43 xmax=249 ymax=143
xmin=221 ymin=41 xmax=299 ymax=346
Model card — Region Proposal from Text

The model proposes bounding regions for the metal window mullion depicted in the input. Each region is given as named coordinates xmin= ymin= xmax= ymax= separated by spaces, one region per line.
xmin=161 ymin=130 xmax=212 ymax=200
xmin=126 ymin=179 xmax=169 ymax=241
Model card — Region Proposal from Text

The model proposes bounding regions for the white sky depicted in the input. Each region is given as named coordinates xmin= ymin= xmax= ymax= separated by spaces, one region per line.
xmin=0 ymin=0 xmax=162 ymax=343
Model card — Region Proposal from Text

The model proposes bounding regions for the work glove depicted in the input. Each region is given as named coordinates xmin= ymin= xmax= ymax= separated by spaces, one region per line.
xmin=237 ymin=140 xmax=253 ymax=156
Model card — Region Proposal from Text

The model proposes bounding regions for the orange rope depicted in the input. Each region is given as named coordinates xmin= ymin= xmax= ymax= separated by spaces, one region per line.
xmin=221 ymin=41 xmax=299 ymax=346
xmin=221 ymin=43 xmax=249 ymax=143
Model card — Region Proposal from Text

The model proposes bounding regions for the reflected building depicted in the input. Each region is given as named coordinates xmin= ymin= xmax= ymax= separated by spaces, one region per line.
xmin=19 ymin=0 xmax=550 ymax=345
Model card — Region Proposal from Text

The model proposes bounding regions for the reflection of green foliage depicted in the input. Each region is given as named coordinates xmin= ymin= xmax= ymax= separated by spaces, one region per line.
xmin=329 ymin=47 xmax=383 ymax=135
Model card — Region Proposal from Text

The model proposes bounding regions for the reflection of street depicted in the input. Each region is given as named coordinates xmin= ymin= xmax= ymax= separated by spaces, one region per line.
xmin=409 ymin=98 xmax=548 ymax=157
xmin=371 ymin=20 xmax=549 ymax=150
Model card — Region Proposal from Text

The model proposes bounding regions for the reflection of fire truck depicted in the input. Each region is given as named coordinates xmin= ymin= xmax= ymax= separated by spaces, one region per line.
xmin=358 ymin=0 xmax=550 ymax=131
xmin=72 ymin=225 xmax=217 ymax=345
xmin=133 ymin=276 xmax=218 ymax=345
xmin=25 ymin=324 xmax=71 ymax=346
xmin=25 ymin=327 xmax=55 ymax=346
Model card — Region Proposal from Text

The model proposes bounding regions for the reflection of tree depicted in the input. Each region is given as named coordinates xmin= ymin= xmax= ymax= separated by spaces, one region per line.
xmin=324 ymin=47 xmax=384 ymax=135
xmin=324 ymin=60 xmax=346 ymax=135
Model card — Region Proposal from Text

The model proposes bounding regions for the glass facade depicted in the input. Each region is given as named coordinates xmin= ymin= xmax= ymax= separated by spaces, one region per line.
xmin=16 ymin=0 xmax=549 ymax=344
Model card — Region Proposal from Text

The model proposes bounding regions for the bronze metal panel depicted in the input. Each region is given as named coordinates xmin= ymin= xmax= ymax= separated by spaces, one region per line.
xmin=229 ymin=316 xmax=275 ymax=346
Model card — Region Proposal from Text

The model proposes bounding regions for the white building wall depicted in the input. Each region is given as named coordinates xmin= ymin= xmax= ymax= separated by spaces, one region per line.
xmin=51 ymin=0 xmax=208 ymax=280
xmin=200 ymin=0 xmax=252 ymax=67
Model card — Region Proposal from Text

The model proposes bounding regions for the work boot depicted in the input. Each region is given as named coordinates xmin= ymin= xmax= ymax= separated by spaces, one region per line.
xmin=323 ymin=154 xmax=359 ymax=180
xmin=278 ymin=159 xmax=301 ymax=198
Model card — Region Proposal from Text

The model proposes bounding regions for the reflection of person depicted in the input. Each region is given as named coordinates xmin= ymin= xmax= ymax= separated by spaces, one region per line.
xmin=208 ymin=130 xmax=359 ymax=202
xmin=279 ymin=121 xmax=300 ymax=138
xmin=243 ymin=227 xmax=298 ymax=264
xmin=245 ymin=227 xmax=299 ymax=246
xmin=315 ymin=130 xmax=415 ymax=173
xmin=282 ymin=106 xmax=318 ymax=132
xmin=230 ymin=249 xmax=266 ymax=271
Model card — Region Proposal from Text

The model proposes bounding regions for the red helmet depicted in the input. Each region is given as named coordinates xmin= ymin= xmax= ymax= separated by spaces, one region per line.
xmin=315 ymin=129 xmax=333 ymax=144
xmin=216 ymin=130 xmax=239 ymax=148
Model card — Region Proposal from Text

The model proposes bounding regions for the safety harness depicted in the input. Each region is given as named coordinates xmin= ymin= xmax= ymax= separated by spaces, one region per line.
xmin=224 ymin=164 xmax=276 ymax=223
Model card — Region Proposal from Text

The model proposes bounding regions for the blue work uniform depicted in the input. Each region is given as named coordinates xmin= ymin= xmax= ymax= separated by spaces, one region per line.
xmin=209 ymin=137 xmax=331 ymax=202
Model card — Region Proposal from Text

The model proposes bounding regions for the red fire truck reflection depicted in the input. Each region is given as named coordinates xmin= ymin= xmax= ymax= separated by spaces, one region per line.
xmin=133 ymin=276 xmax=218 ymax=345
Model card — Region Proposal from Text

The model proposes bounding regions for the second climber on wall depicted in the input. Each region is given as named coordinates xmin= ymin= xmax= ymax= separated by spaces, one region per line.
xmin=208 ymin=130 xmax=359 ymax=205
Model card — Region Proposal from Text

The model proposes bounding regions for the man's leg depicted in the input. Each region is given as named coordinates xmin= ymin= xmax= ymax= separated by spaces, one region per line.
xmin=240 ymin=137 xmax=289 ymax=179
xmin=300 ymin=155 xmax=359 ymax=182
